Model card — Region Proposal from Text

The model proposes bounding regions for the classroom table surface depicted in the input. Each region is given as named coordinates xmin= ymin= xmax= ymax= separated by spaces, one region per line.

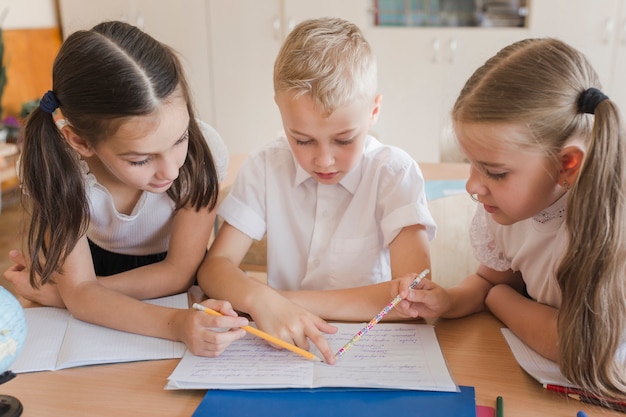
xmin=3 ymin=310 xmax=620 ymax=417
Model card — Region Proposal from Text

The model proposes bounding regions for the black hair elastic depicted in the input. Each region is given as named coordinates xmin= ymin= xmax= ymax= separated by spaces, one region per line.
xmin=39 ymin=90 xmax=59 ymax=114
xmin=578 ymin=88 xmax=608 ymax=114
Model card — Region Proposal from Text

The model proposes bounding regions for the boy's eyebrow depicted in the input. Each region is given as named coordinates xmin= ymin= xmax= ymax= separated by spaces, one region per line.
xmin=289 ymin=128 xmax=358 ymax=137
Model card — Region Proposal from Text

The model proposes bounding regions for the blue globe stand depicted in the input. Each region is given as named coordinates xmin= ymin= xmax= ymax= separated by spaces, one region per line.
xmin=0 ymin=395 xmax=22 ymax=417
xmin=0 ymin=286 xmax=26 ymax=417
xmin=0 ymin=371 xmax=15 ymax=385
xmin=0 ymin=370 xmax=21 ymax=417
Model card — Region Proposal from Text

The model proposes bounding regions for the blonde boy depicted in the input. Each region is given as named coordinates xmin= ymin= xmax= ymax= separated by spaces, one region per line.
xmin=199 ymin=17 xmax=435 ymax=363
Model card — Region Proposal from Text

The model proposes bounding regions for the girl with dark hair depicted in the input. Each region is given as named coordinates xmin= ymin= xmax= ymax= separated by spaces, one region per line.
xmin=4 ymin=21 xmax=248 ymax=357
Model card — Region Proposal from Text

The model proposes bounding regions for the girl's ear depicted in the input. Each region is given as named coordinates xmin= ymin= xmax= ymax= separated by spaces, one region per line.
xmin=558 ymin=145 xmax=584 ymax=188
xmin=62 ymin=126 xmax=95 ymax=158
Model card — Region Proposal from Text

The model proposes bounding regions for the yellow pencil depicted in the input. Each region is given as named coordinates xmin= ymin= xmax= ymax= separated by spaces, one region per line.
xmin=192 ymin=303 xmax=323 ymax=362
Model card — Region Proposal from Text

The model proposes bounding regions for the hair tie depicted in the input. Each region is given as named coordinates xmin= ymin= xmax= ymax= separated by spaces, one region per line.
xmin=578 ymin=88 xmax=608 ymax=114
xmin=39 ymin=90 xmax=59 ymax=114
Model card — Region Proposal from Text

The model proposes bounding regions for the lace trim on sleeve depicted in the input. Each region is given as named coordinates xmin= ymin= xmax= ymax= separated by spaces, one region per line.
xmin=470 ymin=206 xmax=511 ymax=271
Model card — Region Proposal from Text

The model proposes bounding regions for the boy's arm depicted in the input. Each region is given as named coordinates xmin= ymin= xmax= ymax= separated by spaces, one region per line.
xmin=198 ymin=222 xmax=338 ymax=363
xmin=198 ymin=222 xmax=269 ymax=309
xmin=283 ymin=224 xmax=432 ymax=322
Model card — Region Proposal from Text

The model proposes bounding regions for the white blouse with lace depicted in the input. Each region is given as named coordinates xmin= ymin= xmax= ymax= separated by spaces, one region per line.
xmin=471 ymin=192 xmax=626 ymax=367
xmin=469 ymin=192 xmax=569 ymax=307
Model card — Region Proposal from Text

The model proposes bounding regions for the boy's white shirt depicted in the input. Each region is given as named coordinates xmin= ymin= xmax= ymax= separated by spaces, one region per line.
xmin=218 ymin=135 xmax=436 ymax=291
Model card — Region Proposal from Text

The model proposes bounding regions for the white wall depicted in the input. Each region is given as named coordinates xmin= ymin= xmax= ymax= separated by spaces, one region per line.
xmin=1 ymin=0 xmax=57 ymax=29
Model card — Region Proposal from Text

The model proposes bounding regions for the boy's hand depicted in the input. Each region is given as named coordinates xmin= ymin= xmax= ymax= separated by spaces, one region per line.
xmin=250 ymin=293 xmax=339 ymax=364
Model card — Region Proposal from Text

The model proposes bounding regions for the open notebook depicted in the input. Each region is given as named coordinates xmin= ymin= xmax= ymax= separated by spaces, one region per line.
xmin=500 ymin=328 xmax=575 ymax=387
xmin=167 ymin=322 xmax=457 ymax=392
xmin=12 ymin=293 xmax=188 ymax=373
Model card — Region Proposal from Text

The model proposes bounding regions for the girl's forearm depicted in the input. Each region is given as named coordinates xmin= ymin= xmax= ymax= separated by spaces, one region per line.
xmin=440 ymin=274 xmax=494 ymax=318
xmin=486 ymin=284 xmax=559 ymax=361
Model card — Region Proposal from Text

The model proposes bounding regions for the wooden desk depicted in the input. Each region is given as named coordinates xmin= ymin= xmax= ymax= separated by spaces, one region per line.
xmin=3 ymin=311 xmax=620 ymax=417
xmin=4 ymin=161 xmax=613 ymax=416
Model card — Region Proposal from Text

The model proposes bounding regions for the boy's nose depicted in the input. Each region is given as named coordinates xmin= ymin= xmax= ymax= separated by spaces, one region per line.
xmin=315 ymin=148 xmax=334 ymax=168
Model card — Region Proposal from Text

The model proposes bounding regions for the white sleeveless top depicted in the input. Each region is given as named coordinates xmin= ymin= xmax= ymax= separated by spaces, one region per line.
xmin=84 ymin=120 xmax=228 ymax=256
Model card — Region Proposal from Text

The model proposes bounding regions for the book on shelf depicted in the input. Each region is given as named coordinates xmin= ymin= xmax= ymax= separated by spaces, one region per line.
xmin=167 ymin=322 xmax=457 ymax=392
xmin=12 ymin=292 xmax=188 ymax=373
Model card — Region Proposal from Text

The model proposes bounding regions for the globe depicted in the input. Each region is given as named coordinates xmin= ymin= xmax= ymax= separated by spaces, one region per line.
xmin=0 ymin=286 xmax=26 ymax=417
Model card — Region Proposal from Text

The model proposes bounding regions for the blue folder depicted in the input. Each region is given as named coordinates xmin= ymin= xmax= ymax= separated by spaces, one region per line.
xmin=192 ymin=385 xmax=476 ymax=417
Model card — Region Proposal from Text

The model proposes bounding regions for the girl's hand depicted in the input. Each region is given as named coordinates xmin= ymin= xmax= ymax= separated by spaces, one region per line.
xmin=178 ymin=299 xmax=249 ymax=357
xmin=251 ymin=292 xmax=339 ymax=365
xmin=3 ymin=250 xmax=66 ymax=307
xmin=392 ymin=273 xmax=452 ymax=319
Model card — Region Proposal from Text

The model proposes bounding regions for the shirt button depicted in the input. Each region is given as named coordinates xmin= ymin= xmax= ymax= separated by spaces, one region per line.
xmin=313 ymin=259 xmax=321 ymax=267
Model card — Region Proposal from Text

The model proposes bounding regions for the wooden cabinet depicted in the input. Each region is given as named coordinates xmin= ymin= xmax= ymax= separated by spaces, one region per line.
xmin=57 ymin=0 xmax=214 ymax=126
xmin=529 ymin=0 xmax=626 ymax=115
xmin=610 ymin=1 xmax=626 ymax=112
xmin=57 ymin=1 xmax=626 ymax=162
xmin=206 ymin=0 xmax=368 ymax=155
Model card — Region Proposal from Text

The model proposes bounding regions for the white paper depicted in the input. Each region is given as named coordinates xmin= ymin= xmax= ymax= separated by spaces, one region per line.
xmin=167 ymin=323 xmax=457 ymax=392
xmin=12 ymin=293 xmax=188 ymax=373
xmin=501 ymin=328 xmax=577 ymax=388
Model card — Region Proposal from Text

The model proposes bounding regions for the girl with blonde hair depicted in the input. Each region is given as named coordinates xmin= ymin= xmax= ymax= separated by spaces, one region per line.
xmin=395 ymin=38 xmax=626 ymax=400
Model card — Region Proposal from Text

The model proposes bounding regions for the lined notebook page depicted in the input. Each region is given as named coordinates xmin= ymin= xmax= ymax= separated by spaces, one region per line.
xmin=13 ymin=292 xmax=188 ymax=373
xmin=167 ymin=323 xmax=457 ymax=392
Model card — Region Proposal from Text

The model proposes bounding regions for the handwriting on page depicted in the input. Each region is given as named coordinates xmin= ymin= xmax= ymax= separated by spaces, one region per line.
xmin=183 ymin=336 xmax=314 ymax=388
xmin=313 ymin=324 xmax=443 ymax=389
xmin=167 ymin=323 xmax=457 ymax=391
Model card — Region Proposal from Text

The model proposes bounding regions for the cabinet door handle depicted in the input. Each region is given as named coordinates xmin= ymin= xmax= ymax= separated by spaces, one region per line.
xmin=449 ymin=38 xmax=457 ymax=64
xmin=273 ymin=16 xmax=281 ymax=40
xmin=621 ymin=18 xmax=626 ymax=45
xmin=432 ymin=38 xmax=440 ymax=63
xmin=604 ymin=17 xmax=615 ymax=45
xmin=287 ymin=17 xmax=296 ymax=34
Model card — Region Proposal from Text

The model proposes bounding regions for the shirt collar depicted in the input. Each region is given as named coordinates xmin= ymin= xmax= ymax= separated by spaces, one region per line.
xmin=533 ymin=191 xmax=568 ymax=225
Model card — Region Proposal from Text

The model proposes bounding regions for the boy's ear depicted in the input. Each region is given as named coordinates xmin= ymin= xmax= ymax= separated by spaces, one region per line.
xmin=558 ymin=145 xmax=584 ymax=187
xmin=62 ymin=126 xmax=95 ymax=158
xmin=369 ymin=94 xmax=383 ymax=126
